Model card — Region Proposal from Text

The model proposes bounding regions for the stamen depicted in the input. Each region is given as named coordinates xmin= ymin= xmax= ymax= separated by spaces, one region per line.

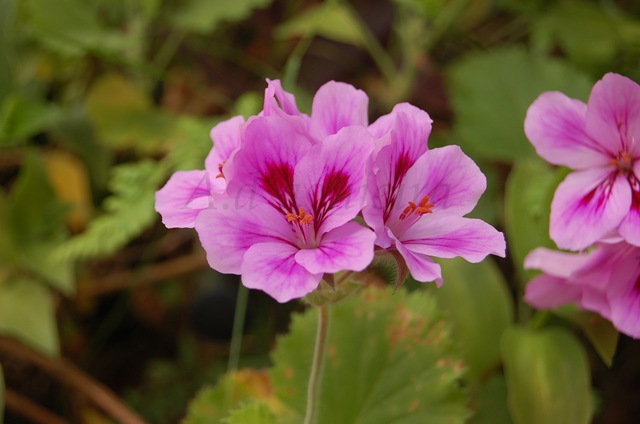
xmin=399 ymin=195 xmax=434 ymax=220
xmin=611 ymin=152 xmax=633 ymax=172
xmin=285 ymin=206 xmax=314 ymax=225
xmin=216 ymin=161 xmax=226 ymax=179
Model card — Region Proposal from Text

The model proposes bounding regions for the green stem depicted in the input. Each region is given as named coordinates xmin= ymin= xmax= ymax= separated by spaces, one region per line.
xmin=303 ymin=304 xmax=330 ymax=424
xmin=227 ymin=284 xmax=249 ymax=374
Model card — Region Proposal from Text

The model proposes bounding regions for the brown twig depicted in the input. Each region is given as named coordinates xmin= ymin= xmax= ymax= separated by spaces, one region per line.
xmin=4 ymin=388 xmax=70 ymax=424
xmin=76 ymin=250 xmax=208 ymax=300
xmin=0 ymin=336 xmax=148 ymax=424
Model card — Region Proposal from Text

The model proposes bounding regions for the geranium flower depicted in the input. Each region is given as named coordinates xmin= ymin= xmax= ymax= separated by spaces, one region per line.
xmin=195 ymin=114 xmax=376 ymax=302
xmin=525 ymin=73 xmax=640 ymax=250
xmin=525 ymin=242 xmax=640 ymax=339
xmin=363 ymin=105 xmax=505 ymax=284
xmin=155 ymin=115 xmax=244 ymax=228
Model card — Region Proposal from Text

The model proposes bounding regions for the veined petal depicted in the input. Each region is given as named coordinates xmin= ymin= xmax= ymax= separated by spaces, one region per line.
xmin=550 ymin=168 xmax=631 ymax=250
xmin=294 ymin=126 xmax=374 ymax=233
xmin=618 ymin=162 xmax=640 ymax=246
xmin=294 ymin=222 xmax=375 ymax=274
xmin=362 ymin=171 xmax=393 ymax=248
xmin=227 ymin=114 xmax=313 ymax=211
xmin=155 ymin=170 xmax=211 ymax=228
xmin=524 ymin=247 xmax=594 ymax=278
xmin=242 ymin=242 xmax=322 ymax=303
xmin=524 ymin=274 xmax=582 ymax=309
xmin=390 ymin=146 xmax=486 ymax=227
xmin=368 ymin=103 xmax=432 ymax=140
xmin=205 ymin=115 xmax=245 ymax=171
xmin=524 ymin=92 xmax=610 ymax=169
xmin=390 ymin=231 xmax=443 ymax=285
xmin=310 ymin=81 xmax=368 ymax=139
xmin=586 ymin=73 xmax=640 ymax=157
xmin=263 ymin=79 xmax=302 ymax=117
xmin=195 ymin=197 xmax=295 ymax=275
xmin=607 ymin=251 xmax=640 ymax=338
xmin=397 ymin=215 xmax=505 ymax=262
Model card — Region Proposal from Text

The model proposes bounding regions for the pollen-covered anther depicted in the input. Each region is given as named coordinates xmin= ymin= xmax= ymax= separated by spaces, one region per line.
xmin=611 ymin=151 xmax=633 ymax=172
xmin=285 ymin=207 xmax=313 ymax=225
xmin=216 ymin=161 xmax=226 ymax=179
xmin=400 ymin=195 xmax=434 ymax=220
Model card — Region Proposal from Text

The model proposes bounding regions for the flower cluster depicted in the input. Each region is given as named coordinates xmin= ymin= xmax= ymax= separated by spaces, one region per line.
xmin=524 ymin=73 xmax=640 ymax=337
xmin=156 ymin=80 xmax=505 ymax=302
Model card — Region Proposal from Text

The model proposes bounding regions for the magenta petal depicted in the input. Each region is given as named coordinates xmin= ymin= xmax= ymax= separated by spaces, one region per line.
xmin=607 ymin=255 xmax=640 ymax=338
xmin=525 ymin=92 xmax=610 ymax=169
xmin=155 ymin=170 xmax=211 ymax=228
xmin=390 ymin=232 xmax=442 ymax=285
xmin=205 ymin=115 xmax=245 ymax=171
xmin=241 ymin=242 xmax=322 ymax=303
xmin=294 ymin=126 xmax=374 ymax=232
xmin=618 ymin=163 xmax=640 ymax=247
xmin=195 ymin=198 xmax=294 ymax=275
xmin=524 ymin=247 xmax=593 ymax=278
xmin=368 ymin=103 xmax=433 ymax=140
xmin=294 ymin=222 xmax=375 ymax=274
xmin=263 ymin=79 xmax=302 ymax=117
xmin=524 ymin=274 xmax=582 ymax=309
xmin=586 ymin=73 xmax=640 ymax=157
xmin=310 ymin=81 xmax=368 ymax=139
xmin=550 ymin=168 xmax=631 ymax=250
xmin=362 ymin=172 xmax=393 ymax=248
xmin=398 ymin=215 xmax=505 ymax=262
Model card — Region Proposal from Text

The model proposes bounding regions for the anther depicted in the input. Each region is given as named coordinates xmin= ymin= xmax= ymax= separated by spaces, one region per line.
xmin=399 ymin=195 xmax=434 ymax=220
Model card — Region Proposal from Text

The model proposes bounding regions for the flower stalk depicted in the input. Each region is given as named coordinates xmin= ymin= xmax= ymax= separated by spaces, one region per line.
xmin=303 ymin=303 xmax=330 ymax=424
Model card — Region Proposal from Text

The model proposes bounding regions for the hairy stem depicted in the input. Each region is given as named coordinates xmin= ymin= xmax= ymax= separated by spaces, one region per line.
xmin=303 ymin=304 xmax=330 ymax=424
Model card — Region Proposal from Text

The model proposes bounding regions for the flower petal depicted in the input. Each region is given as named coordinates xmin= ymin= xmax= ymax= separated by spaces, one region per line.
xmin=550 ymin=168 xmax=631 ymax=250
xmin=195 ymin=197 xmax=295 ymax=274
xmin=390 ymin=231 xmax=443 ymax=285
xmin=294 ymin=222 xmax=375 ymax=274
xmin=155 ymin=170 xmax=211 ymax=228
xmin=618 ymin=162 xmax=640 ymax=247
xmin=524 ymin=247 xmax=593 ymax=278
xmin=524 ymin=274 xmax=582 ymax=309
xmin=398 ymin=215 xmax=506 ymax=262
xmin=368 ymin=102 xmax=432 ymax=139
xmin=310 ymin=81 xmax=368 ymax=139
xmin=263 ymin=79 xmax=302 ymax=117
xmin=524 ymin=92 xmax=610 ymax=169
xmin=242 ymin=242 xmax=322 ymax=303
xmin=586 ymin=73 xmax=640 ymax=157
xmin=205 ymin=115 xmax=245 ymax=171
xmin=294 ymin=126 xmax=374 ymax=232
xmin=607 ymin=252 xmax=640 ymax=338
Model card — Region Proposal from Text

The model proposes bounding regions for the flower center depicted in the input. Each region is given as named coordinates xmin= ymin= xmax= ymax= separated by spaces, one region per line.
xmin=611 ymin=151 xmax=633 ymax=173
xmin=285 ymin=206 xmax=314 ymax=225
xmin=399 ymin=195 xmax=434 ymax=220
xmin=216 ymin=161 xmax=226 ymax=179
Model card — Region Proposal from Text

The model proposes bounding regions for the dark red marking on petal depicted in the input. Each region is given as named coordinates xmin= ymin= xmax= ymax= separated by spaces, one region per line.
xmin=260 ymin=162 xmax=297 ymax=212
xmin=383 ymin=152 xmax=414 ymax=221
xmin=310 ymin=169 xmax=351 ymax=226
xmin=580 ymin=173 xmax=617 ymax=212
xmin=630 ymin=173 xmax=640 ymax=212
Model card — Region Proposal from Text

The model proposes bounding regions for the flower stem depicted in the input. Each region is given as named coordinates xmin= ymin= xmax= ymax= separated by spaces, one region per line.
xmin=303 ymin=303 xmax=330 ymax=424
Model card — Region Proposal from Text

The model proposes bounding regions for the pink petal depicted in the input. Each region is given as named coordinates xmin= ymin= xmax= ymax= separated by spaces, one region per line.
xmin=205 ymin=115 xmax=245 ymax=171
xmin=368 ymin=102 xmax=432 ymax=139
xmin=390 ymin=146 xmax=487 ymax=226
xmin=524 ymin=274 xmax=582 ymax=309
xmin=241 ymin=242 xmax=322 ymax=303
xmin=390 ymin=231 xmax=443 ymax=285
xmin=263 ymin=79 xmax=302 ymax=117
xmin=310 ymin=81 xmax=368 ymax=139
xmin=362 ymin=172 xmax=393 ymax=248
xmin=294 ymin=126 xmax=374 ymax=232
xmin=397 ymin=215 xmax=506 ymax=262
xmin=524 ymin=247 xmax=594 ymax=278
xmin=524 ymin=92 xmax=610 ymax=169
xmin=195 ymin=197 xmax=295 ymax=275
xmin=155 ymin=170 xmax=211 ymax=228
xmin=607 ymin=253 xmax=640 ymax=338
xmin=618 ymin=162 xmax=640 ymax=247
xmin=586 ymin=73 xmax=640 ymax=157
xmin=550 ymin=168 xmax=631 ymax=250
xmin=294 ymin=222 xmax=375 ymax=274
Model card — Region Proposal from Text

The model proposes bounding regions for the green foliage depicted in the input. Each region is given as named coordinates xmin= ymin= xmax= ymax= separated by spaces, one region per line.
xmin=0 ymin=0 xmax=16 ymax=103
xmin=166 ymin=116 xmax=217 ymax=171
xmin=448 ymin=48 xmax=593 ymax=162
xmin=271 ymin=287 xmax=470 ymax=424
xmin=501 ymin=327 xmax=592 ymax=424
xmin=431 ymin=258 xmax=514 ymax=382
xmin=469 ymin=374 xmax=513 ymax=424
xmin=53 ymin=160 xmax=167 ymax=261
xmin=0 ymin=365 xmax=3 ymax=424
xmin=0 ymin=94 xmax=60 ymax=147
xmin=0 ymin=277 xmax=59 ymax=355
xmin=172 ymin=0 xmax=274 ymax=34
xmin=223 ymin=402 xmax=279 ymax=424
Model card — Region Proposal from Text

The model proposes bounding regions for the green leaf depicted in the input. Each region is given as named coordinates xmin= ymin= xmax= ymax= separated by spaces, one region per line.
xmin=223 ymin=402 xmax=279 ymax=424
xmin=504 ymin=159 xmax=563 ymax=281
xmin=0 ymin=94 xmax=60 ymax=146
xmin=275 ymin=2 xmax=367 ymax=47
xmin=501 ymin=326 xmax=592 ymax=424
xmin=52 ymin=160 xmax=167 ymax=261
xmin=86 ymin=74 xmax=174 ymax=152
xmin=172 ymin=0 xmax=273 ymax=33
xmin=432 ymin=258 xmax=514 ymax=382
xmin=166 ymin=116 xmax=216 ymax=171
xmin=0 ymin=0 xmax=16 ymax=103
xmin=0 ymin=277 xmax=59 ymax=356
xmin=271 ymin=287 xmax=470 ymax=424
xmin=469 ymin=374 xmax=514 ymax=424
xmin=448 ymin=48 xmax=593 ymax=162
xmin=24 ymin=0 xmax=127 ymax=56
xmin=553 ymin=307 xmax=619 ymax=367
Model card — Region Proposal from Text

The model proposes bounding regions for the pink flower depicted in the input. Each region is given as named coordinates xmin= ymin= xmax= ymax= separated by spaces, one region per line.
xmin=155 ymin=116 xmax=244 ymax=228
xmin=525 ymin=242 xmax=640 ymax=339
xmin=363 ymin=105 xmax=506 ymax=284
xmin=525 ymin=73 xmax=640 ymax=250
xmin=195 ymin=114 xmax=376 ymax=302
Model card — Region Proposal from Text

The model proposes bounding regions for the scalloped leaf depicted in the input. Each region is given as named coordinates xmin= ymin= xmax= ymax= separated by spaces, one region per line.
xmin=223 ymin=402 xmax=279 ymax=424
xmin=271 ymin=287 xmax=470 ymax=424
xmin=172 ymin=0 xmax=273 ymax=34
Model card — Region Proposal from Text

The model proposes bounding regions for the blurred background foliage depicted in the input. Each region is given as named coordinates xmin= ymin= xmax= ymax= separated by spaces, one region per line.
xmin=1 ymin=0 xmax=640 ymax=423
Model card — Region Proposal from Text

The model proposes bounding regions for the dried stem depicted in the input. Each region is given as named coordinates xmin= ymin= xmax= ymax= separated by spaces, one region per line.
xmin=0 ymin=336 xmax=147 ymax=424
